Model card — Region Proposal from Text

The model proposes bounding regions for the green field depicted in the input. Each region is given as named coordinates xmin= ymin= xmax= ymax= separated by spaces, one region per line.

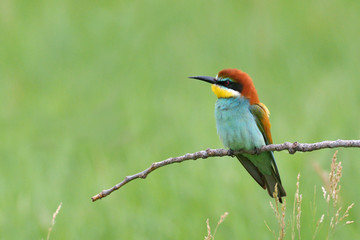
xmin=1 ymin=0 xmax=360 ymax=239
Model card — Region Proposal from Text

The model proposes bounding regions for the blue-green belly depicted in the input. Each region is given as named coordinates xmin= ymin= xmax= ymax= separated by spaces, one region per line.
xmin=215 ymin=97 xmax=265 ymax=150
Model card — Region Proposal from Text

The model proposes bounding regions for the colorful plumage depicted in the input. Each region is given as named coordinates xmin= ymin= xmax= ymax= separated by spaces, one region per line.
xmin=189 ymin=68 xmax=286 ymax=202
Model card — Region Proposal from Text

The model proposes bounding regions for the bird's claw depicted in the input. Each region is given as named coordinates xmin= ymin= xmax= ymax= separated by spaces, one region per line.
xmin=227 ymin=149 xmax=235 ymax=157
xmin=253 ymin=147 xmax=261 ymax=155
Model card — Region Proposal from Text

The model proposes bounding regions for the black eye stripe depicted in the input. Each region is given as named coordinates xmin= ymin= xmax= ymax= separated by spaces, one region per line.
xmin=218 ymin=79 xmax=243 ymax=93
xmin=219 ymin=79 xmax=231 ymax=86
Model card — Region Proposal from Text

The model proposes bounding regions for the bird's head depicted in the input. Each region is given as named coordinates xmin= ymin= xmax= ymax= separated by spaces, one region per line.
xmin=189 ymin=68 xmax=260 ymax=105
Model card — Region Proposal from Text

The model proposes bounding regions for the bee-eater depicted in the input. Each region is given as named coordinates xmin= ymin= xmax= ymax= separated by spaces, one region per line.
xmin=190 ymin=68 xmax=286 ymax=202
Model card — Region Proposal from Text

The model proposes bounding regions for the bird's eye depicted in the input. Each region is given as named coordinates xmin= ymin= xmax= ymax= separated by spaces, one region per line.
xmin=224 ymin=80 xmax=230 ymax=86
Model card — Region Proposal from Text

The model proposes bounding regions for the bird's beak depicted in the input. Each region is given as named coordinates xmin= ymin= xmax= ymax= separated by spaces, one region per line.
xmin=188 ymin=76 xmax=217 ymax=84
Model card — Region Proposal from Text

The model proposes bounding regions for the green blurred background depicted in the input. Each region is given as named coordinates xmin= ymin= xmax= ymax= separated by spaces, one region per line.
xmin=1 ymin=0 xmax=359 ymax=239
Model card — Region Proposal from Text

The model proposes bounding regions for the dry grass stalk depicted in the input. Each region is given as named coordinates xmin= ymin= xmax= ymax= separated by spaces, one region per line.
xmin=46 ymin=202 xmax=63 ymax=240
xmin=205 ymin=218 xmax=212 ymax=240
xmin=295 ymin=174 xmax=302 ymax=239
xmin=291 ymin=198 xmax=296 ymax=240
xmin=269 ymin=184 xmax=286 ymax=240
xmin=325 ymin=151 xmax=355 ymax=232
xmin=328 ymin=151 xmax=342 ymax=208
xmin=312 ymin=214 xmax=325 ymax=240
xmin=213 ymin=212 xmax=229 ymax=238
xmin=339 ymin=203 xmax=355 ymax=223
xmin=268 ymin=151 xmax=354 ymax=240
xmin=313 ymin=151 xmax=354 ymax=238
xmin=204 ymin=212 xmax=228 ymax=240
xmin=311 ymin=185 xmax=317 ymax=228
xmin=291 ymin=173 xmax=302 ymax=240
xmin=280 ymin=200 xmax=287 ymax=240
xmin=264 ymin=220 xmax=277 ymax=238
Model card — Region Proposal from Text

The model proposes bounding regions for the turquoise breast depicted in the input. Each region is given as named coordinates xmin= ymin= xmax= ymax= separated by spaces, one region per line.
xmin=214 ymin=97 xmax=265 ymax=150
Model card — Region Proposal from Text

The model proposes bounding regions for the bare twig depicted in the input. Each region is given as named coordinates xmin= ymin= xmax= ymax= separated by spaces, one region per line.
xmin=91 ymin=139 xmax=360 ymax=202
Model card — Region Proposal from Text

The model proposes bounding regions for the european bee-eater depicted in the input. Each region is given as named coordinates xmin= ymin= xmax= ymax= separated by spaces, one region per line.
xmin=190 ymin=68 xmax=286 ymax=202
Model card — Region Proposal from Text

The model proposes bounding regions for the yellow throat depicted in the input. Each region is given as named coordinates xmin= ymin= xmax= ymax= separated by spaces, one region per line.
xmin=211 ymin=84 xmax=240 ymax=98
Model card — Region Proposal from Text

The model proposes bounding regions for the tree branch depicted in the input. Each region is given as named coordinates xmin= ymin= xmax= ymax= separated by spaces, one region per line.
xmin=91 ymin=139 xmax=360 ymax=202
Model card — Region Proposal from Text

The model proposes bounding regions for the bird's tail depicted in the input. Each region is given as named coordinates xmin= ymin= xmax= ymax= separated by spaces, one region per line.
xmin=236 ymin=154 xmax=286 ymax=203
xmin=264 ymin=152 xmax=287 ymax=203
xmin=263 ymin=170 xmax=286 ymax=203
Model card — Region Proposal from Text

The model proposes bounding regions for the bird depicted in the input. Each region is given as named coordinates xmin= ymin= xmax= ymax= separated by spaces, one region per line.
xmin=189 ymin=68 xmax=286 ymax=202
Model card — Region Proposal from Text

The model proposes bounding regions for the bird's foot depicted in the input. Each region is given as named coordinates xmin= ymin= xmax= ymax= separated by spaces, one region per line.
xmin=253 ymin=147 xmax=261 ymax=155
xmin=227 ymin=149 xmax=236 ymax=157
